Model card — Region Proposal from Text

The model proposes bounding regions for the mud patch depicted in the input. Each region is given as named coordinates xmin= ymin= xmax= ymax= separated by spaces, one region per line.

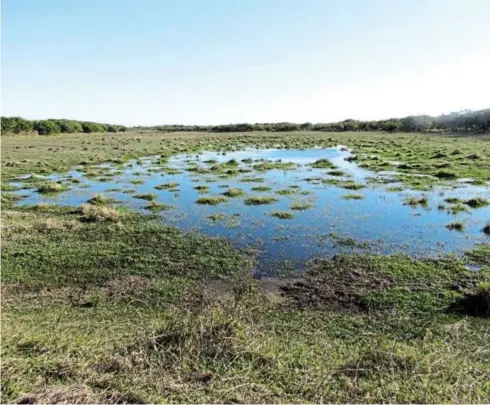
xmin=279 ymin=257 xmax=393 ymax=312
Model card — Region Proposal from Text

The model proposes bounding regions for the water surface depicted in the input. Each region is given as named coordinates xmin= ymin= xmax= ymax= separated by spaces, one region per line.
xmin=13 ymin=147 xmax=490 ymax=273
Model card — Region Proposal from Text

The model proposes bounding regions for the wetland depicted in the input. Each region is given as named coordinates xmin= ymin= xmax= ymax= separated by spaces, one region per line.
xmin=2 ymin=131 xmax=490 ymax=403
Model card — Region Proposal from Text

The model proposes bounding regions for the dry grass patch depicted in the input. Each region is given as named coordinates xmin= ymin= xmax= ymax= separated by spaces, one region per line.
xmin=77 ymin=204 xmax=119 ymax=223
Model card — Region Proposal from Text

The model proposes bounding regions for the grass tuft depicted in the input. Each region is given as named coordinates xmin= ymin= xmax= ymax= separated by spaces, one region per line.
xmin=271 ymin=211 xmax=294 ymax=219
xmin=77 ymin=203 xmax=120 ymax=222
xmin=223 ymin=188 xmax=245 ymax=198
xmin=37 ymin=182 xmax=65 ymax=194
xmin=244 ymin=196 xmax=278 ymax=205
xmin=196 ymin=196 xmax=228 ymax=205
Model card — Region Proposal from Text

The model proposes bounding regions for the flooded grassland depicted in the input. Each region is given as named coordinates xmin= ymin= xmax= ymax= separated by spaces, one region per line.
xmin=2 ymin=131 xmax=490 ymax=403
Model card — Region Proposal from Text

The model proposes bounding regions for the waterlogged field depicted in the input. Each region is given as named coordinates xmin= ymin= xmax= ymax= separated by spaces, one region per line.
xmin=8 ymin=146 xmax=490 ymax=272
xmin=1 ymin=131 xmax=490 ymax=403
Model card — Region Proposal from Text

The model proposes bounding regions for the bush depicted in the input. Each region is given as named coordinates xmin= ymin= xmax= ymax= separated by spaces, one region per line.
xmin=34 ymin=120 xmax=61 ymax=135
xmin=1 ymin=117 xmax=34 ymax=134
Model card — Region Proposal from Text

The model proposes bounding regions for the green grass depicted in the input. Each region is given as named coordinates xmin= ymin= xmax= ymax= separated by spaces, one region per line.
xmin=145 ymin=201 xmax=173 ymax=211
xmin=251 ymin=186 xmax=272 ymax=192
xmin=154 ymin=182 xmax=179 ymax=190
xmin=446 ymin=222 xmax=464 ymax=231
xmin=193 ymin=185 xmax=210 ymax=193
xmin=404 ymin=196 xmax=428 ymax=207
xmin=2 ymin=130 xmax=490 ymax=403
xmin=86 ymin=193 xmax=115 ymax=205
xmin=252 ymin=161 xmax=295 ymax=171
xmin=3 ymin=207 xmax=489 ymax=403
xmin=222 ymin=188 xmax=245 ymax=197
xmin=36 ymin=182 xmax=66 ymax=194
xmin=328 ymin=169 xmax=345 ymax=176
xmin=464 ymin=198 xmax=489 ymax=208
xmin=239 ymin=176 xmax=265 ymax=183
xmin=133 ymin=193 xmax=156 ymax=201
xmin=290 ymin=201 xmax=314 ymax=210
xmin=244 ymin=196 xmax=278 ymax=205
xmin=309 ymin=158 xmax=335 ymax=169
xmin=342 ymin=194 xmax=365 ymax=200
xmin=271 ymin=211 xmax=294 ymax=219
xmin=340 ymin=181 xmax=365 ymax=190
xmin=275 ymin=188 xmax=295 ymax=195
xmin=195 ymin=196 xmax=228 ymax=205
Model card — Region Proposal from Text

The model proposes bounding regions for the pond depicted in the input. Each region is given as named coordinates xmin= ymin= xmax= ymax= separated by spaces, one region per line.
xmin=11 ymin=146 xmax=490 ymax=274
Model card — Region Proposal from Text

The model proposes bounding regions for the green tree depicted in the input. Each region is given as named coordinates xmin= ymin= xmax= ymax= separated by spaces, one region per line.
xmin=34 ymin=120 xmax=61 ymax=135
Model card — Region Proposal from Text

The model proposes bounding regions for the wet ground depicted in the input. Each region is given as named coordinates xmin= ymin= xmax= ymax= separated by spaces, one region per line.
xmin=11 ymin=147 xmax=490 ymax=273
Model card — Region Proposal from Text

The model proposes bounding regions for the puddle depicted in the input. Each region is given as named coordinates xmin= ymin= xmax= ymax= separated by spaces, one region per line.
xmin=11 ymin=147 xmax=490 ymax=274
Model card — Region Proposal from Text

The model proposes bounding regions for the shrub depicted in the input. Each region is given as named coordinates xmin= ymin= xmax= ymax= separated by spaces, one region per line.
xmin=34 ymin=120 xmax=61 ymax=135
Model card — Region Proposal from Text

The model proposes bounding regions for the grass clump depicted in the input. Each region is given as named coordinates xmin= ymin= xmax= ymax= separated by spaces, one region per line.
xmin=464 ymin=198 xmax=489 ymax=208
xmin=223 ymin=188 xmax=245 ymax=198
xmin=404 ymin=196 xmax=428 ymax=207
xmin=145 ymin=201 xmax=173 ymax=211
xmin=133 ymin=193 xmax=156 ymax=201
xmin=196 ymin=196 xmax=228 ymax=205
xmin=86 ymin=193 xmax=114 ymax=205
xmin=240 ymin=176 xmax=264 ymax=183
xmin=328 ymin=170 xmax=345 ymax=176
xmin=129 ymin=179 xmax=144 ymax=185
xmin=37 ymin=182 xmax=66 ymax=194
xmin=342 ymin=194 xmax=365 ymax=200
xmin=448 ymin=203 xmax=469 ymax=215
xmin=275 ymin=188 xmax=295 ymax=195
xmin=193 ymin=185 xmax=210 ymax=193
xmin=434 ymin=170 xmax=457 ymax=180
xmin=155 ymin=182 xmax=179 ymax=190
xmin=340 ymin=181 xmax=365 ymax=190
xmin=77 ymin=203 xmax=120 ymax=222
xmin=290 ymin=201 xmax=314 ymax=210
xmin=271 ymin=211 xmax=294 ymax=219
xmin=446 ymin=222 xmax=464 ymax=231
xmin=1 ymin=183 xmax=20 ymax=192
xmin=251 ymin=186 xmax=272 ymax=192
xmin=310 ymin=158 xmax=335 ymax=169
xmin=252 ymin=161 xmax=295 ymax=171
xmin=244 ymin=196 xmax=278 ymax=205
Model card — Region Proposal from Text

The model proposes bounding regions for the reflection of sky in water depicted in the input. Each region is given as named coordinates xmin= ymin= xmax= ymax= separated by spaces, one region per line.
xmin=12 ymin=147 xmax=490 ymax=274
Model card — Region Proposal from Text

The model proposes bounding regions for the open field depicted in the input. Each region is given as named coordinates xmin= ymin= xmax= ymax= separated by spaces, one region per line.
xmin=2 ymin=131 xmax=490 ymax=403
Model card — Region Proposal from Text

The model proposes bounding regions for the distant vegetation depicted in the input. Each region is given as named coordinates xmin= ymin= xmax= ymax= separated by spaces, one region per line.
xmin=1 ymin=108 xmax=489 ymax=135
xmin=132 ymin=108 xmax=490 ymax=134
xmin=1 ymin=117 xmax=127 ymax=135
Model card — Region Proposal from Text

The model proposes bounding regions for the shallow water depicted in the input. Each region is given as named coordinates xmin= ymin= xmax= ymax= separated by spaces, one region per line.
xmin=12 ymin=147 xmax=490 ymax=274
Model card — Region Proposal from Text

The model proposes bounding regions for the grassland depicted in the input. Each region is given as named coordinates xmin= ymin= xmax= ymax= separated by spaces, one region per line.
xmin=2 ymin=131 xmax=490 ymax=403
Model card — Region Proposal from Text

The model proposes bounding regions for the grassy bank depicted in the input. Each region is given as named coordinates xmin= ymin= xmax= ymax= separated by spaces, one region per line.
xmin=2 ymin=204 xmax=489 ymax=403
xmin=1 ymin=131 xmax=490 ymax=403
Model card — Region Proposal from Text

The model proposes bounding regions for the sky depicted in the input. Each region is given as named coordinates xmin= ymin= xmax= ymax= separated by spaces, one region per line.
xmin=1 ymin=0 xmax=490 ymax=126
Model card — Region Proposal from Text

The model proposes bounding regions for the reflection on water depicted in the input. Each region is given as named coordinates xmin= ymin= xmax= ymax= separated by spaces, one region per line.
xmin=12 ymin=147 xmax=490 ymax=273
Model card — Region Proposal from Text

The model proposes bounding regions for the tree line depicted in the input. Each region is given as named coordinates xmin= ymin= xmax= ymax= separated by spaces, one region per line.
xmin=133 ymin=109 xmax=490 ymax=133
xmin=2 ymin=109 xmax=489 ymax=135
xmin=1 ymin=117 xmax=127 ymax=135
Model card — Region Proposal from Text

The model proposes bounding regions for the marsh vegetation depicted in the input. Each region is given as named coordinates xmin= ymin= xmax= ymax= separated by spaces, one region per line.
xmin=2 ymin=130 xmax=490 ymax=403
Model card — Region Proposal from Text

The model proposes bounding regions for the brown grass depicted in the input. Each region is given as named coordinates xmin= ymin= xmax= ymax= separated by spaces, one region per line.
xmin=77 ymin=204 xmax=119 ymax=222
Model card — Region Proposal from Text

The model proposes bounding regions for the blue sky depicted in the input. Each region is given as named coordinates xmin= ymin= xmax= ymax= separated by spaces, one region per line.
xmin=2 ymin=0 xmax=489 ymax=126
